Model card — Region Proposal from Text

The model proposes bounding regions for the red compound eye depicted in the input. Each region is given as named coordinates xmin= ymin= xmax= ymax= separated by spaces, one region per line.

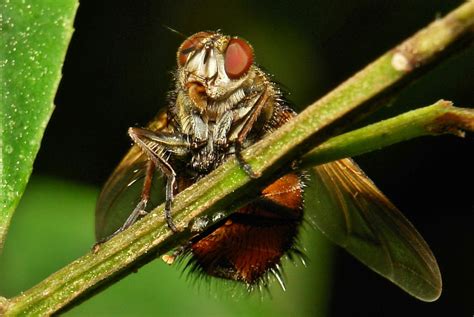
xmin=224 ymin=38 xmax=254 ymax=79
xmin=178 ymin=32 xmax=212 ymax=66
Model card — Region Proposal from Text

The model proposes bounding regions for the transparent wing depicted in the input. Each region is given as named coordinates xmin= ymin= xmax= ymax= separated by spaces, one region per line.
xmin=306 ymin=158 xmax=442 ymax=301
xmin=95 ymin=113 xmax=168 ymax=241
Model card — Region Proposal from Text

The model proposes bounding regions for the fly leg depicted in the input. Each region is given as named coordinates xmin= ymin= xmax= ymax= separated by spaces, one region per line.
xmin=128 ymin=127 xmax=190 ymax=232
xmin=122 ymin=160 xmax=155 ymax=228
xmin=235 ymin=88 xmax=271 ymax=178
xmin=95 ymin=161 xmax=156 ymax=246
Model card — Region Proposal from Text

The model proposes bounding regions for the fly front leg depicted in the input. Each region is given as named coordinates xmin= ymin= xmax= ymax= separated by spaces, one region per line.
xmin=235 ymin=88 xmax=271 ymax=178
xmin=92 ymin=161 xmax=155 ymax=246
xmin=190 ymin=113 xmax=208 ymax=148
xmin=122 ymin=160 xmax=155 ymax=227
xmin=94 ymin=160 xmax=156 ymax=245
xmin=129 ymin=127 xmax=190 ymax=232
xmin=214 ymin=110 xmax=233 ymax=148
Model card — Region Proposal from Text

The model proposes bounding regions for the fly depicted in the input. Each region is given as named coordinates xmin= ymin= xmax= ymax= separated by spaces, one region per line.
xmin=95 ymin=31 xmax=441 ymax=299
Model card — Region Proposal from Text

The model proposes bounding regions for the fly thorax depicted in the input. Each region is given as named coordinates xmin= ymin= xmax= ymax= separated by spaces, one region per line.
xmin=190 ymin=124 xmax=226 ymax=173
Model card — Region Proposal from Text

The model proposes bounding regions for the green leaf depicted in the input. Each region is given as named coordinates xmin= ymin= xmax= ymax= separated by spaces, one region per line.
xmin=0 ymin=0 xmax=78 ymax=250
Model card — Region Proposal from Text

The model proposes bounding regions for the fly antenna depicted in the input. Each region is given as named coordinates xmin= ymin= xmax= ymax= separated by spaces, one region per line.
xmin=162 ymin=24 xmax=188 ymax=39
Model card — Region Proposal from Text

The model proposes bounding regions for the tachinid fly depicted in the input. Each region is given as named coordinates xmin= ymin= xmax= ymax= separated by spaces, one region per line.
xmin=96 ymin=31 xmax=442 ymax=299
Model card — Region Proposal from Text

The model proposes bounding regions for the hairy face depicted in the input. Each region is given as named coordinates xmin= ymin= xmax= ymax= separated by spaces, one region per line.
xmin=176 ymin=32 xmax=255 ymax=100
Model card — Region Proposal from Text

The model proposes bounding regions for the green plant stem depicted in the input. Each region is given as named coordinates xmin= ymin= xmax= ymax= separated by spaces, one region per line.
xmin=300 ymin=100 xmax=474 ymax=168
xmin=2 ymin=1 xmax=474 ymax=316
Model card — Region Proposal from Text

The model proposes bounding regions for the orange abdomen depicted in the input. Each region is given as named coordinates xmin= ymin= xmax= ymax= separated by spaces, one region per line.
xmin=189 ymin=173 xmax=304 ymax=285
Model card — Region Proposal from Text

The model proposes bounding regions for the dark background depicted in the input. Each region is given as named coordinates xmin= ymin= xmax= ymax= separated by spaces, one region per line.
xmin=7 ymin=0 xmax=474 ymax=316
